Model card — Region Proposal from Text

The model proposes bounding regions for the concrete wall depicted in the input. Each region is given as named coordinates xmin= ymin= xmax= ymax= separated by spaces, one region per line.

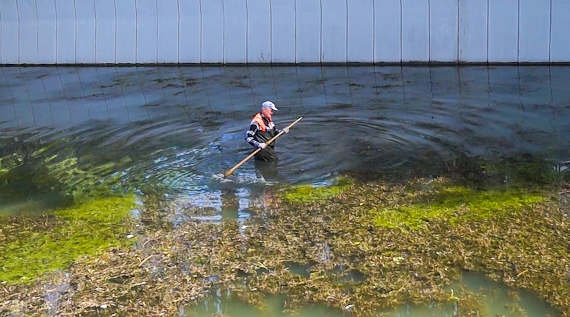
xmin=1 ymin=0 xmax=568 ymax=64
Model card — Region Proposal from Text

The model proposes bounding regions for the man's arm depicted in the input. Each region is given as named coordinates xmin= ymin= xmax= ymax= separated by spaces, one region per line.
xmin=245 ymin=124 xmax=263 ymax=148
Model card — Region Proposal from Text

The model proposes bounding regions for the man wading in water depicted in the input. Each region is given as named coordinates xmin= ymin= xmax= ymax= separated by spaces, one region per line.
xmin=245 ymin=101 xmax=289 ymax=163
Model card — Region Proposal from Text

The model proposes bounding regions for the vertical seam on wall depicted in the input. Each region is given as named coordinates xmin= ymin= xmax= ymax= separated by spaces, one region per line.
xmin=0 ymin=8 xmax=3 ymax=63
xmin=399 ymin=0 xmax=402 ymax=63
xmin=245 ymin=0 xmax=248 ymax=63
xmin=55 ymin=0 xmax=58 ymax=63
xmin=155 ymin=0 xmax=158 ymax=63
xmin=176 ymin=0 xmax=179 ymax=63
xmin=113 ymin=0 xmax=116 ymax=63
xmin=319 ymin=0 xmax=322 ymax=63
xmin=199 ymin=0 xmax=202 ymax=63
xmin=220 ymin=0 xmax=224 ymax=63
xmin=135 ymin=0 xmax=138 ymax=63
xmin=15 ymin=0 xmax=20 ymax=63
xmin=35 ymin=0 xmax=39 ymax=58
xmin=368 ymin=0 xmax=372 ymax=63
xmin=548 ymin=0 xmax=552 ymax=62
xmin=456 ymin=0 xmax=459 ymax=62
xmin=73 ymin=0 xmax=76 ymax=63
xmin=486 ymin=0 xmax=489 ymax=63
xmin=346 ymin=0 xmax=349 ymax=62
xmin=517 ymin=0 xmax=520 ymax=63
xmin=94 ymin=0 xmax=97 ymax=62
xmin=428 ymin=0 xmax=430 ymax=62
xmin=269 ymin=0 xmax=272 ymax=63
xmin=294 ymin=0 xmax=296 ymax=63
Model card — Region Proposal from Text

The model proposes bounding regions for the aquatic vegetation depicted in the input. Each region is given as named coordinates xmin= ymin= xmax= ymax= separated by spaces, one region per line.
xmin=281 ymin=177 xmax=353 ymax=203
xmin=1 ymin=177 xmax=567 ymax=316
xmin=372 ymin=185 xmax=545 ymax=229
xmin=0 ymin=196 xmax=136 ymax=284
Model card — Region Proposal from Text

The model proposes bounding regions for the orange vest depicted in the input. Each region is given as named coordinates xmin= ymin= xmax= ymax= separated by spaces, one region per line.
xmin=251 ymin=113 xmax=271 ymax=132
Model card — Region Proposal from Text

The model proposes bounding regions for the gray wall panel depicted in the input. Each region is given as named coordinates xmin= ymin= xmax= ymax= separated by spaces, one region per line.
xmin=459 ymin=0 xmax=487 ymax=62
xmin=75 ymin=0 xmax=96 ymax=63
xmin=18 ymin=0 xmax=38 ymax=63
xmin=296 ymin=0 xmax=321 ymax=63
xmin=247 ymin=0 xmax=271 ymax=63
xmin=136 ymin=0 xmax=158 ymax=63
xmin=179 ymin=0 xmax=201 ymax=63
xmin=321 ymin=0 xmax=347 ymax=63
xmin=430 ymin=0 xmax=458 ymax=62
xmin=519 ymin=0 xmax=549 ymax=62
xmin=0 ymin=0 xmax=19 ymax=64
xmin=223 ymin=0 xmax=246 ymax=63
xmin=551 ymin=0 xmax=570 ymax=62
xmin=37 ymin=0 xmax=57 ymax=63
xmin=94 ymin=0 xmax=115 ymax=63
xmin=488 ymin=0 xmax=517 ymax=62
xmin=271 ymin=0 xmax=295 ymax=62
xmin=115 ymin=0 xmax=136 ymax=63
xmin=55 ymin=0 xmax=76 ymax=63
xmin=348 ymin=0 xmax=374 ymax=62
xmin=157 ymin=0 xmax=179 ymax=63
xmin=201 ymin=0 xmax=223 ymax=63
xmin=402 ymin=0 xmax=429 ymax=62
xmin=374 ymin=0 xmax=401 ymax=63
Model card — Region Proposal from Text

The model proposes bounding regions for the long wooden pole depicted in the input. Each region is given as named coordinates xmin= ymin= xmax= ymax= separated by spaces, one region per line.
xmin=224 ymin=116 xmax=303 ymax=177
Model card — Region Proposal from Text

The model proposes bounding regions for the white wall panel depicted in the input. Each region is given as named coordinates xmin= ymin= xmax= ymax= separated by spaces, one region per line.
xmin=95 ymin=0 xmax=115 ymax=63
xmin=37 ymin=0 xmax=57 ymax=63
xmin=321 ymin=0 xmax=346 ymax=63
xmin=179 ymin=0 xmax=201 ymax=63
xmin=157 ymin=0 xmax=178 ymax=62
xmin=430 ymin=0 xmax=458 ymax=62
xmin=296 ymin=0 xmax=321 ymax=63
xmin=402 ymin=0 xmax=428 ymax=62
xmin=223 ymin=0 xmax=246 ymax=63
xmin=271 ymin=0 xmax=295 ymax=62
xmin=374 ymin=0 xmax=400 ymax=63
xmin=519 ymin=0 xmax=549 ymax=62
xmin=0 ymin=0 xmax=19 ymax=64
xmin=348 ymin=0 xmax=373 ymax=62
xmin=75 ymin=0 xmax=96 ymax=63
xmin=55 ymin=0 xmax=76 ymax=63
xmin=488 ymin=0 xmax=517 ymax=62
xmin=459 ymin=0 xmax=487 ymax=62
xmin=551 ymin=0 xmax=570 ymax=62
xmin=247 ymin=0 xmax=271 ymax=63
xmin=201 ymin=0 xmax=223 ymax=63
xmin=136 ymin=0 xmax=158 ymax=63
xmin=18 ymin=0 xmax=38 ymax=63
xmin=116 ymin=0 xmax=136 ymax=63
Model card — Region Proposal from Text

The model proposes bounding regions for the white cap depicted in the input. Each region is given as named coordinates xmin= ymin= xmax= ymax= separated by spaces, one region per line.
xmin=261 ymin=101 xmax=278 ymax=111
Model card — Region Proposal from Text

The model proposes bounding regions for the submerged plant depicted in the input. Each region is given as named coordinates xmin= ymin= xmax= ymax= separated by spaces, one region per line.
xmin=281 ymin=177 xmax=353 ymax=203
xmin=372 ymin=185 xmax=545 ymax=229
xmin=0 ymin=195 xmax=136 ymax=284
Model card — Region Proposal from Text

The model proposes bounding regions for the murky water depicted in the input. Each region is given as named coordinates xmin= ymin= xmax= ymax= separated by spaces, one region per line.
xmin=186 ymin=271 xmax=560 ymax=317
xmin=1 ymin=66 xmax=568 ymax=216
xmin=0 ymin=66 xmax=568 ymax=314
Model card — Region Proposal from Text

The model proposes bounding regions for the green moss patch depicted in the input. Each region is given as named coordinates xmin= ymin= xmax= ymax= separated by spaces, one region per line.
xmin=0 ymin=195 xmax=136 ymax=284
xmin=372 ymin=185 xmax=545 ymax=230
xmin=282 ymin=177 xmax=353 ymax=203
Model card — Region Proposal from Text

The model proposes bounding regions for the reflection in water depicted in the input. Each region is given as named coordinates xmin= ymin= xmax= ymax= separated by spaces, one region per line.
xmin=0 ymin=66 xmax=569 ymax=217
xmin=187 ymin=270 xmax=561 ymax=317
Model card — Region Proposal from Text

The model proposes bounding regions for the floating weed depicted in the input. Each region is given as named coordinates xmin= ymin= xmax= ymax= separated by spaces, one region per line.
xmin=372 ymin=185 xmax=545 ymax=229
xmin=0 ymin=195 xmax=136 ymax=284
xmin=281 ymin=177 xmax=353 ymax=203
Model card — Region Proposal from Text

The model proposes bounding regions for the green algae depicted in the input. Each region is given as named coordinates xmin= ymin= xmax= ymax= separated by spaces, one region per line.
xmin=0 ymin=195 xmax=136 ymax=284
xmin=282 ymin=177 xmax=353 ymax=203
xmin=372 ymin=185 xmax=545 ymax=229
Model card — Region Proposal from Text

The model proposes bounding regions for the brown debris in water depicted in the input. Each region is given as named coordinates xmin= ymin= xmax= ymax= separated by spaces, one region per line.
xmin=1 ymin=177 xmax=568 ymax=316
